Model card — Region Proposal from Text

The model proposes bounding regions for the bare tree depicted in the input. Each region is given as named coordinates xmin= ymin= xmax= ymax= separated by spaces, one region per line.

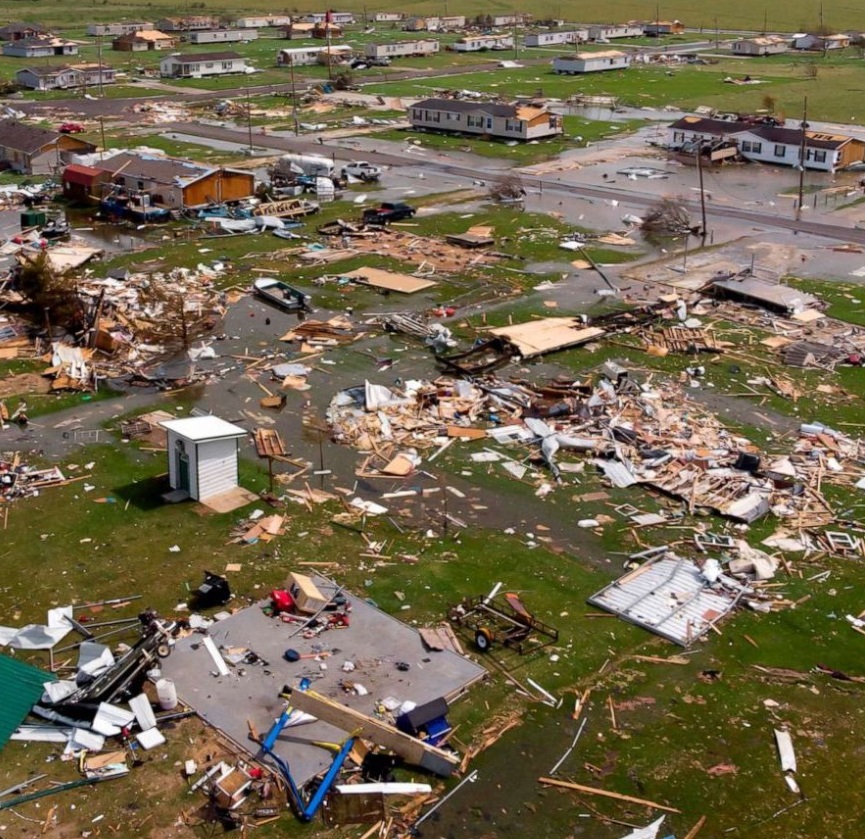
xmin=488 ymin=173 xmax=526 ymax=203
xmin=641 ymin=198 xmax=695 ymax=235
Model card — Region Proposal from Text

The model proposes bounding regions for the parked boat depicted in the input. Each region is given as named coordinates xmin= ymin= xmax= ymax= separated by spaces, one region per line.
xmin=253 ymin=277 xmax=311 ymax=313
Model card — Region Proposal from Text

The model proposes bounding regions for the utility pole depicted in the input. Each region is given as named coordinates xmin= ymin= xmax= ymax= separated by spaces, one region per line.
xmin=288 ymin=55 xmax=299 ymax=136
xmin=513 ymin=17 xmax=518 ymax=60
xmin=714 ymin=16 xmax=719 ymax=50
xmin=696 ymin=141 xmax=707 ymax=242
xmin=96 ymin=36 xmax=104 ymax=97
xmin=99 ymin=116 xmax=106 ymax=160
xmin=763 ymin=9 xmax=768 ymax=35
xmin=325 ymin=12 xmax=333 ymax=82
xmin=246 ymin=87 xmax=253 ymax=153
xmin=796 ymin=96 xmax=808 ymax=222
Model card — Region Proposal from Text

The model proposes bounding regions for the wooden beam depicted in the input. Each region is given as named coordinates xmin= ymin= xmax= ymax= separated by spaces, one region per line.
xmin=287 ymin=689 xmax=459 ymax=777
xmin=537 ymin=777 xmax=681 ymax=813
xmin=683 ymin=815 xmax=707 ymax=839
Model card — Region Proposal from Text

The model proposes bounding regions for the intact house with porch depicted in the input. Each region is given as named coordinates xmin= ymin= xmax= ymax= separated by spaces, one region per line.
xmin=408 ymin=99 xmax=563 ymax=141
xmin=160 ymin=51 xmax=248 ymax=78
xmin=0 ymin=120 xmax=95 ymax=174
xmin=553 ymin=50 xmax=630 ymax=73
xmin=16 ymin=63 xmax=117 ymax=91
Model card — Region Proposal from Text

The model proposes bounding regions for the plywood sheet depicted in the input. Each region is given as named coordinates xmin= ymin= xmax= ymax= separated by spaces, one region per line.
xmin=489 ymin=319 xmax=605 ymax=358
xmin=341 ymin=267 xmax=436 ymax=294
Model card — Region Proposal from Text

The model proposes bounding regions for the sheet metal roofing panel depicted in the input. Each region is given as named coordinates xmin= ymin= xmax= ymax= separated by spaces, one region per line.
xmin=587 ymin=557 xmax=738 ymax=646
xmin=0 ymin=654 xmax=56 ymax=750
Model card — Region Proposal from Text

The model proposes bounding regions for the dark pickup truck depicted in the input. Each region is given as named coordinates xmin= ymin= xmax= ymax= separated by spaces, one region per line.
xmin=362 ymin=202 xmax=416 ymax=225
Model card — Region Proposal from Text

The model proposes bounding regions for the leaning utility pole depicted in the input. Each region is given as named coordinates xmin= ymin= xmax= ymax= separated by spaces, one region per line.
xmin=696 ymin=142 xmax=707 ymax=241
xmin=288 ymin=55 xmax=299 ymax=136
xmin=796 ymin=97 xmax=808 ymax=222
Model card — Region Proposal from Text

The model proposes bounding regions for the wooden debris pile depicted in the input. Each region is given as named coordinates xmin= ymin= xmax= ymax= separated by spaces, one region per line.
xmin=327 ymin=378 xmax=489 ymax=454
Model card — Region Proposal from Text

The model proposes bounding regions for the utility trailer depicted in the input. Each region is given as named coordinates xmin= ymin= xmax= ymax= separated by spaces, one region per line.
xmin=449 ymin=592 xmax=559 ymax=654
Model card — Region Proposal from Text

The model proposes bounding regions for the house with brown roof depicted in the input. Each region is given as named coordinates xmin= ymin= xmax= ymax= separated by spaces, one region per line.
xmin=89 ymin=151 xmax=255 ymax=209
xmin=16 ymin=63 xmax=117 ymax=91
xmin=61 ymin=163 xmax=110 ymax=202
xmin=159 ymin=51 xmax=248 ymax=78
xmin=409 ymin=98 xmax=563 ymax=140
xmin=0 ymin=120 xmax=95 ymax=174
xmin=0 ymin=22 xmax=48 ymax=41
xmin=112 ymin=30 xmax=176 ymax=51
xmin=2 ymin=35 xmax=79 ymax=58
xmin=642 ymin=20 xmax=685 ymax=36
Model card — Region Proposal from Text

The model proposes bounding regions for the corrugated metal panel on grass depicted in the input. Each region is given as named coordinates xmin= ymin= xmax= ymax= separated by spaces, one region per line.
xmin=587 ymin=557 xmax=737 ymax=646
xmin=0 ymin=654 xmax=55 ymax=750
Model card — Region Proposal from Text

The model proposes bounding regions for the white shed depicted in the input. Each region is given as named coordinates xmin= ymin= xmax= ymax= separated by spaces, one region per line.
xmin=160 ymin=416 xmax=248 ymax=501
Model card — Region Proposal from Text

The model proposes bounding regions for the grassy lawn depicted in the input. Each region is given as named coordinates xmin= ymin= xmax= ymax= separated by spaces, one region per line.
xmin=373 ymin=119 xmax=642 ymax=164
xmin=0 ymin=1 xmax=860 ymax=33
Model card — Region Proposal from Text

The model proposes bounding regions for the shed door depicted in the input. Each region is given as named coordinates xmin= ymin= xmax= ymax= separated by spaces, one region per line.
xmin=175 ymin=439 xmax=190 ymax=492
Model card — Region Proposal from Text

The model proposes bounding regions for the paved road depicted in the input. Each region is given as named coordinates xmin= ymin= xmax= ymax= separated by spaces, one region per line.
xmin=166 ymin=120 xmax=865 ymax=245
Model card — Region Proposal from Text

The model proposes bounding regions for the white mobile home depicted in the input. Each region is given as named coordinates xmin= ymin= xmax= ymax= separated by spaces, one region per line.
xmin=587 ymin=23 xmax=643 ymax=41
xmin=277 ymin=45 xmax=352 ymax=66
xmin=409 ymin=98 xmax=563 ymax=140
xmin=186 ymin=29 xmax=258 ymax=44
xmin=160 ymin=416 xmax=248 ymax=502
xmin=553 ymin=50 xmax=630 ymax=73
xmin=301 ymin=12 xmax=355 ymax=25
xmin=87 ymin=22 xmax=153 ymax=36
xmin=374 ymin=13 xmax=404 ymax=22
xmin=235 ymin=15 xmax=291 ymax=28
xmin=731 ymin=36 xmax=789 ymax=56
xmin=524 ymin=30 xmax=587 ymax=47
xmin=160 ymin=51 xmax=248 ymax=78
xmin=454 ymin=34 xmax=514 ymax=52
xmin=366 ymin=39 xmax=439 ymax=59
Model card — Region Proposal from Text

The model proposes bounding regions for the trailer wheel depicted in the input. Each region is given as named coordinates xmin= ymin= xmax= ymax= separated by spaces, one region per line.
xmin=157 ymin=643 xmax=172 ymax=658
xmin=475 ymin=627 xmax=494 ymax=652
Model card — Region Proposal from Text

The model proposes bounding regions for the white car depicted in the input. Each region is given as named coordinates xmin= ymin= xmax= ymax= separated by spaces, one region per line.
xmin=341 ymin=161 xmax=382 ymax=182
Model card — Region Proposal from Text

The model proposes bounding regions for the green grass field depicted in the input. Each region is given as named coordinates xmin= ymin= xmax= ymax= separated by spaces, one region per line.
xmin=0 ymin=1 xmax=860 ymax=32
